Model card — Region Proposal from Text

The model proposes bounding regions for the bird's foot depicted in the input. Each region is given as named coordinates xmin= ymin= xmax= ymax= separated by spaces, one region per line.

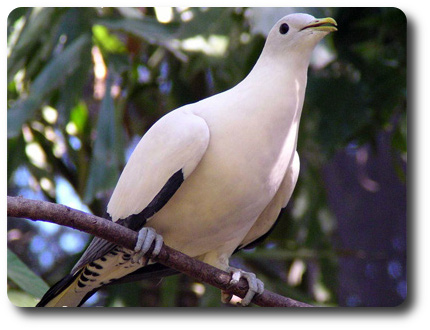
xmin=132 ymin=227 xmax=164 ymax=264
xmin=222 ymin=267 xmax=264 ymax=306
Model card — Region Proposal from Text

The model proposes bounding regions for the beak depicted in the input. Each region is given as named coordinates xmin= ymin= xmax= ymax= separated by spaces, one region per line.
xmin=301 ymin=17 xmax=338 ymax=32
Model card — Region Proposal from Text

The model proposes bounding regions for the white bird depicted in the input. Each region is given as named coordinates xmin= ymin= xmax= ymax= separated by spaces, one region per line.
xmin=37 ymin=13 xmax=337 ymax=307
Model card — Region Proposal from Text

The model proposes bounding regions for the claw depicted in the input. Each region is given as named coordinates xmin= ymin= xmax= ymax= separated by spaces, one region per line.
xmin=223 ymin=267 xmax=265 ymax=306
xmin=132 ymin=227 xmax=163 ymax=264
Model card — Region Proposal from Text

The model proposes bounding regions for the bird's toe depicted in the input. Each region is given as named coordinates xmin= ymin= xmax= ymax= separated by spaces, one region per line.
xmin=224 ymin=267 xmax=265 ymax=306
xmin=132 ymin=227 xmax=164 ymax=264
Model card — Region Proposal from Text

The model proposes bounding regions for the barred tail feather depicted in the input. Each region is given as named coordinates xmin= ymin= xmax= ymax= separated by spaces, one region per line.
xmin=36 ymin=246 xmax=148 ymax=307
xmin=36 ymin=271 xmax=87 ymax=307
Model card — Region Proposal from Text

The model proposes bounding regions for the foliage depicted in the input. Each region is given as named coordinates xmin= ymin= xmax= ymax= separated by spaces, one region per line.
xmin=7 ymin=7 xmax=406 ymax=307
xmin=7 ymin=249 xmax=50 ymax=299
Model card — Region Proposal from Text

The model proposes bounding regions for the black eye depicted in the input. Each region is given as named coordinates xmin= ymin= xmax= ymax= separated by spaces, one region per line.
xmin=279 ymin=23 xmax=289 ymax=35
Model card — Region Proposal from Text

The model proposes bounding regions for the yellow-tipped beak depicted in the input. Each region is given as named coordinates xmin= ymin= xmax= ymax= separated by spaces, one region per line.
xmin=301 ymin=17 xmax=338 ymax=32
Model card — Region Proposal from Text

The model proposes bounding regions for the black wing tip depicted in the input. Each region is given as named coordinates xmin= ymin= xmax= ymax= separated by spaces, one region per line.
xmin=140 ymin=169 xmax=184 ymax=220
xmin=123 ymin=169 xmax=184 ymax=231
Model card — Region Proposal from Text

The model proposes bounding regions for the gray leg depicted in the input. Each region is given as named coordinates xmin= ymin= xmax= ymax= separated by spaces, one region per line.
xmin=132 ymin=227 xmax=164 ymax=264
xmin=225 ymin=267 xmax=265 ymax=306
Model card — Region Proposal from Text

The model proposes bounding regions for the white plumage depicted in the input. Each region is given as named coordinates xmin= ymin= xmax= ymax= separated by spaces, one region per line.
xmin=108 ymin=110 xmax=210 ymax=220
xmin=37 ymin=13 xmax=337 ymax=307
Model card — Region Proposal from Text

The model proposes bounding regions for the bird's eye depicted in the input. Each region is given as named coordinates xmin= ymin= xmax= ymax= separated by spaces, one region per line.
xmin=279 ymin=23 xmax=289 ymax=35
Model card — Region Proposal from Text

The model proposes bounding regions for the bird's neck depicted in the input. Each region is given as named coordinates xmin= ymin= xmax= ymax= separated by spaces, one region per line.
xmin=231 ymin=52 xmax=311 ymax=150
xmin=238 ymin=51 xmax=310 ymax=123
xmin=247 ymin=49 xmax=312 ymax=84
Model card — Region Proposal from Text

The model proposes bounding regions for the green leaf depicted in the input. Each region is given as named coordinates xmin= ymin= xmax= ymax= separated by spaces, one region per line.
xmin=54 ymin=9 xmax=94 ymax=125
xmin=7 ymin=34 xmax=92 ymax=138
xmin=7 ymin=134 xmax=27 ymax=182
xmin=7 ymin=7 xmax=28 ymax=37
xmin=7 ymin=249 xmax=49 ymax=299
xmin=8 ymin=289 xmax=40 ymax=307
xmin=93 ymin=24 xmax=127 ymax=53
xmin=29 ymin=34 xmax=91 ymax=100
xmin=97 ymin=17 xmax=179 ymax=45
xmin=84 ymin=74 xmax=124 ymax=203
xmin=176 ymin=7 xmax=235 ymax=39
xmin=69 ymin=101 xmax=89 ymax=134
xmin=7 ymin=8 xmax=58 ymax=82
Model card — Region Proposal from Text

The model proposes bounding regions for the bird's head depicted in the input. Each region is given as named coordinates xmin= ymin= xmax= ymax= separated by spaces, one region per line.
xmin=263 ymin=13 xmax=337 ymax=61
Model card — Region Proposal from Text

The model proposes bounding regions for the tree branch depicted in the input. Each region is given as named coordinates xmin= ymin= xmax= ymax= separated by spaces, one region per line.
xmin=7 ymin=195 xmax=313 ymax=307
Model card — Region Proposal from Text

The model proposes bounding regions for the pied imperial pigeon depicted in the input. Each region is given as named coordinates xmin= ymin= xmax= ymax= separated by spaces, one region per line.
xmin=37 ymin=13 xmax=337 ymax=307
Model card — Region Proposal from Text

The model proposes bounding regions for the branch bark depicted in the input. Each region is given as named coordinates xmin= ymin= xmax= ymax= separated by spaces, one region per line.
xmin=7 ymin=195 xmax=313 ymax=307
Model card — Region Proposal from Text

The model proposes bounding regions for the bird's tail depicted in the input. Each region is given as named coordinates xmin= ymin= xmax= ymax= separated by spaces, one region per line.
xmin=36 ymin=269 xmax=94 ymax=307
xmin=36 ymin=247 xmax=148 ymax=307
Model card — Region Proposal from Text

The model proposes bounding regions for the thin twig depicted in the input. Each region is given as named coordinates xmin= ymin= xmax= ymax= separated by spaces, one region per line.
xmin=7 ymin=195 xmax=314 ymax=307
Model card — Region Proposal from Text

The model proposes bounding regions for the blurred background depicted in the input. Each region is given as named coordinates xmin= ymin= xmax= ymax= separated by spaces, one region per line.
xmin=7 ymin=7 xmax=407 ymax=307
